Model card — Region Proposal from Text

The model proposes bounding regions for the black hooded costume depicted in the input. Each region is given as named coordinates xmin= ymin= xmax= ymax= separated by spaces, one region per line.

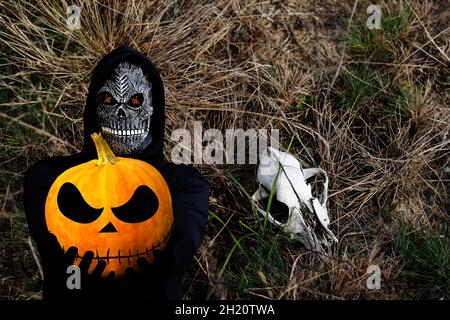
xmin=23 ymin=46 xmax=209 ymax=300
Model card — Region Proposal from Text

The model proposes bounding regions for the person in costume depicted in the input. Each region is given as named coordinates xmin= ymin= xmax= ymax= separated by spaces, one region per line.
xmin=24 ymin=46 xmax=209 ymax=300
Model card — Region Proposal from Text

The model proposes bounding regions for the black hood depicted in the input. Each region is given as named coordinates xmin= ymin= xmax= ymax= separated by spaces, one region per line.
xmin=82 ymin=46 xmax=165 ymax=164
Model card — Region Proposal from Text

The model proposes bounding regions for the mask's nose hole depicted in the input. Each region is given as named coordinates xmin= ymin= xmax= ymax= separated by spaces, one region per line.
xmin=99 ymin=222 xmax=118 ymax=233
xmin=116 ymin=108 xmax=126 ymax=118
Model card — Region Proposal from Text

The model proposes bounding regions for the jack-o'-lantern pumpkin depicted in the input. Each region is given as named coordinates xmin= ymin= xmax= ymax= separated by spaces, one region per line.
xmin=45 ymin=133 xmax=173 ymax=277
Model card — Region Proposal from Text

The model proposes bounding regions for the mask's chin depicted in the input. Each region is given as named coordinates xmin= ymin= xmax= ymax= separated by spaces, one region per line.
xmin=98 ymin=119 xmax=152 ymax=155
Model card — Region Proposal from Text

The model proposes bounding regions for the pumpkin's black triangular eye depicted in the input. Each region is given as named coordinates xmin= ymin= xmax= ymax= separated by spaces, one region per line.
xmin=111 ymin=185 xmax=159 ymax=223
xmin=57 ymin=183 xmax=103 ymax=223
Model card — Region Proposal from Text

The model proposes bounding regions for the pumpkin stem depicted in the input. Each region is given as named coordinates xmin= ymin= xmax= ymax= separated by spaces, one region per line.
xmin=91 ymin=133 xmax=118 ymax=165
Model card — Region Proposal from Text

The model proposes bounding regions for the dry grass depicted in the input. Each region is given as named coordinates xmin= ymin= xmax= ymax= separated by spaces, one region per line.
xmin=0 ymin=0 xmax=449 ymax=299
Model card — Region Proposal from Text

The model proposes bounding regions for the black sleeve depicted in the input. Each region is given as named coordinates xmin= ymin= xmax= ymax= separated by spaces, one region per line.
xmin=23 ymin=159 xmax=69 ymax=299
xmin=166 ymin=164 xmax=209 ymax=251
xmin=24 ymin=161 xmax=59 ymax=242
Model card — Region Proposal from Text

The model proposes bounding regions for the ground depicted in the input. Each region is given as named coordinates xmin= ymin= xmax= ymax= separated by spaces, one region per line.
xmin=0 ymin=0 xmax=449 ymax=300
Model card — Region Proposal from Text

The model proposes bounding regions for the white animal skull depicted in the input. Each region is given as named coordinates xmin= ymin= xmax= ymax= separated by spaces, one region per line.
xmin=252 ymin=147 xmax=338 ymax=253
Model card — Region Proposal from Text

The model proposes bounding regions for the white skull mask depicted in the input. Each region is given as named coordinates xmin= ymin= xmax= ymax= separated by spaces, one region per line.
xmin=252 ymin=147 xmax=338 ymax=253
xmin=96 ymin=62 xmax=153 ymax=154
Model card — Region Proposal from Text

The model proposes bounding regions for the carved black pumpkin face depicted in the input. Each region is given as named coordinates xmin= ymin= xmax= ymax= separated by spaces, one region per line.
xmin=44 ymin=133 xmax=173 ymax=277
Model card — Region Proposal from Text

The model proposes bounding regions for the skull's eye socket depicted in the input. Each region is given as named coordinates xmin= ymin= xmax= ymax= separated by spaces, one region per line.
xmin=97 ymin=92 xmax=117 ymax=106
xmin=57 ymin=183 xmax=103 ymax=224
xmin=111 ymin=185 xmax=159 ymax=223
xmin=128 ymin=93 xmax=144 ymax=108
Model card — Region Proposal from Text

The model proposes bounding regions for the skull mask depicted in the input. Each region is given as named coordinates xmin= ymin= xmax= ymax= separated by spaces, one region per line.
xmin=96 ymin=61 xmax=153 ymax=154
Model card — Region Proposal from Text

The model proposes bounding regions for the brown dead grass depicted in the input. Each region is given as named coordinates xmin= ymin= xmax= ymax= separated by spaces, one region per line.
xmin=0 ymin=0 xmax=449 ymax=299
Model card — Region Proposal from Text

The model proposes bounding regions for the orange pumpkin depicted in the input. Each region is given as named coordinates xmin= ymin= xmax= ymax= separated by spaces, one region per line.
xmin=45 ymin=133 xmax=173 ymax=277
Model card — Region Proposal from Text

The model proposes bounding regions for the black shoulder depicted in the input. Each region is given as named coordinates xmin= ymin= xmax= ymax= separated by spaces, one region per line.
xmin=164 ymin=163 xmax=209 ymax=190
xmin=24 ymin=153 xmax=89 ymax=182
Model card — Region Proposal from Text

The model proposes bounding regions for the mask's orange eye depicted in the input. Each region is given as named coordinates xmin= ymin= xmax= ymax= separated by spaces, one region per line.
xmin=128 ymin=94 xmax=144 ymax=108
xmin=104 ymin=94 xmax=112 ymax=104
xmin=97 ymin=92 xmax=117 ymax=106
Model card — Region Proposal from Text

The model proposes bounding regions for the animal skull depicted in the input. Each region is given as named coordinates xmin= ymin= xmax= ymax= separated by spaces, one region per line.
xmin=252 ymin=147 xmax=338 ymax=253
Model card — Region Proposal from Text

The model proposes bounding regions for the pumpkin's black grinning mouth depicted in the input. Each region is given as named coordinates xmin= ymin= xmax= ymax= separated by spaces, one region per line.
xmin=63 ymin=228 xmax=172 ymax=265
